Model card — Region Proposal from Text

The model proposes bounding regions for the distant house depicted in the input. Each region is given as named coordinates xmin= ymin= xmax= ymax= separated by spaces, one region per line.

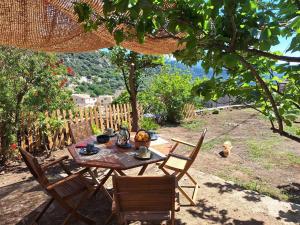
xmin=72 ymin=94 xmax=97 ymax=107
xmin=97 ymin=95 xmax=114 ymax=105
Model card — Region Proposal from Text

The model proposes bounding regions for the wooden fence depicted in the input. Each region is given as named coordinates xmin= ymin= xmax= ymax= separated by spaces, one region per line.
xmin=19 ymin=103 xmax=196 ymax=152
xmin=20 ymin=103 xmax=142 ymax=152
xmin=182 ymin=104 xmax=196 ymax=120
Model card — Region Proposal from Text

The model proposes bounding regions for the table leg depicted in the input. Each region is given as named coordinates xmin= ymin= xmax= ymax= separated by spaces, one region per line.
xmin=138 ymin=164 xmax=148 ymax=175
xmin=115 ymin=170 xmax=126 ymax=176
xmin=93 ymin=169 xmax=114 ymax=195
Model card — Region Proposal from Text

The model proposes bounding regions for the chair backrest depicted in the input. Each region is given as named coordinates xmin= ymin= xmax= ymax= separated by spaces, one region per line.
xmin=19 ymin=148 xmax=48 ymax=186
xmin=113 ymin=175 xmax=176 ymax=212
xmin=69 ymin=120 xmax=93 ymax=143
xmin=189 ymin=128 xmax=207 ymax=162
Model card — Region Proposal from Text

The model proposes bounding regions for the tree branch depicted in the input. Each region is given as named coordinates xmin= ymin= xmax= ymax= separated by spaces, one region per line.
xmin=246 ymin=48 xmax=300 ymax=62
xmin=121 ymin=68 xmax=130 ymax=94
xmin=271 ymin=87 xmax=300 ymax=110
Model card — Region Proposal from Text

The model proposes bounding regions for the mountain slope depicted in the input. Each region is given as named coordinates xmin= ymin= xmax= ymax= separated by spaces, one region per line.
xmin=59 ymin=51 xmax=124 ymax=96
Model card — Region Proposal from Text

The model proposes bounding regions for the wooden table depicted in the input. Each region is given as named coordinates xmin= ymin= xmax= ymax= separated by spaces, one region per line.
xmin=67 ymin=135 xmax=173 ymax=192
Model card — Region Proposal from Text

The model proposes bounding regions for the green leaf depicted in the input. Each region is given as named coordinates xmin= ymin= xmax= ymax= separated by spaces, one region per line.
xmin=73 ymin=2 xmax=92 ymax=23
xmin=287 ymin=34 xmax=300 ymax=52
xmin=222 ymin=54 xmax=238 ymax=68
xmin=114 ymin=30 xmax=124 ymax=44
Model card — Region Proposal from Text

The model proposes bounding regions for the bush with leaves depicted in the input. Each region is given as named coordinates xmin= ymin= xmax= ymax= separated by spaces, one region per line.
xmin=139 ymin=117 xmax=160 ymax=131
xmin=142 ymin=71 xmax=199 ymax=123
xmin=0 ymin=47 xmax=74 ymax=165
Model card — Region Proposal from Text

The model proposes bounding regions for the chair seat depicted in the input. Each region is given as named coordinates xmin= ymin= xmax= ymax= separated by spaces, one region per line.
xmin=124 ymin=211 xmax=170 ymax=221
xmin=164 ymin=156 xmax=188 ymax=171
xmin=111 ymin=190 xmax=180 ymax=213
xmin=54 ymin=176 xmax=94 ymax=199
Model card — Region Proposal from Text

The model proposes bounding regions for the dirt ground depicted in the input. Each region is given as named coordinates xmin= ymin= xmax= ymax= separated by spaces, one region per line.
xmin=0 ymin=108 xmax=299 ymax=225
xmin=159 ymin=108 xmax=300 ymax=204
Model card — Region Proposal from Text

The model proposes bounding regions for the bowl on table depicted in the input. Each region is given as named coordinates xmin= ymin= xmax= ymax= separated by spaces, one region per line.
xmin=96 ymin=134 xmax=110 ymax=144
xmin=134 ymin=129 xmax=151 ymax=149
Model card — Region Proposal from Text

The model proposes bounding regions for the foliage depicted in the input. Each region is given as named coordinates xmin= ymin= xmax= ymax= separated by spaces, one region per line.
xmin=109 ymin=47 xmax=163 ymax=93
xmin=142 ymin=71 xmax=198 ymax=123
xmin=181 ymin=120 xmax=206 ymax=131
xmin=139 ymin=117 xmax=159 ymax=131
xmin=110 ymin=47 xmax=163 ymax=131
xmin=91 ymin=123 xmax=101 ymax=135
xmin=59 ymin=51 xmax=124 ymax=96
xmin=0 ymin=47 xmax=73 ymax=164
xmin=194 ymin=57 xmax=300 ymax=136
xmin=112 ymin=91 xmax=130 ymax=104
xmin=74 ymin=0 xmax=300 ymax=140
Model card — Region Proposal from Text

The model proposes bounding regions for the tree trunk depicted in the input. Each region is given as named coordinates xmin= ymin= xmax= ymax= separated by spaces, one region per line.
xmin=238 ymin=55 xmax=284 ymax=133
xmin=129 ymin=63 xmax=139 ymax=132
xmin=14 ymin=93 xmax=24 ymax=146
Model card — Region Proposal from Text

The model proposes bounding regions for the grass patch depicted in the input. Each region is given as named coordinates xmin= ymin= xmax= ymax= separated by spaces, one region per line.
xmin=285 ymin=152 xmax=300 ymax=165
xmin=284 ymin=125 xmax=300 ymax=137
xmin=202 ymin=136 xmax=232 ymax=152
xmin=181 ymin=119 xmax=206 ymax=131
xmin=240 ymin=180 xmax=290 ymax=201
xmin=216 ymin=171 xmax=290 ymax=202
xmin=246 ymin=138 xmax=300 ymax=168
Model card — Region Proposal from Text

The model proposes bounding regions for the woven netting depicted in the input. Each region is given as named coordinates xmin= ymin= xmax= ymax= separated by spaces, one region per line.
xmin=0 ymin=0 xmax=182 ymax=54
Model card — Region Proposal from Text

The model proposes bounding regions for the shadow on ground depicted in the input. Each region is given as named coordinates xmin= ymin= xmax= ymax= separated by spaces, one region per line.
xmin=278 ymin=182 xmax=300 ymax=204
xmin=186 ymin=199 xmax=264 ymax=225
xmin=204 ymin=181 xmax=262 ymax=202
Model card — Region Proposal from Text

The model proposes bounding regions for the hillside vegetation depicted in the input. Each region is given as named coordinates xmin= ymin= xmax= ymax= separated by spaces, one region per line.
xmin=58 ymin=51 xmax=124 ymax=96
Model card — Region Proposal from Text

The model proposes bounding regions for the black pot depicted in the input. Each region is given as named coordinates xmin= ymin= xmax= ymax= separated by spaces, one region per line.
xmin=96 ymin=135 xmax=110 ymax=144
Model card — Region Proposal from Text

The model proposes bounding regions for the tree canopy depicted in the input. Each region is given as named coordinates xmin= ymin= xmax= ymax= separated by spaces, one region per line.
xmin=74 ymin=0 xmax=300 ymax=140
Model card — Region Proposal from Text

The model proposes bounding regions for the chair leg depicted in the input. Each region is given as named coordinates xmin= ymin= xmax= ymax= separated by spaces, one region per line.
xmin=177 ymin=185 xmax=196 ymax=206
xmin=170 ymin=209 xmax=175 ymax=225
xmin=186 ymin=172 xmax=199 ymax=186
xmin=160 ymin=166 xmax=170 ymax=175
xmin=54 ymin=191 xmax=95 ymax=225
xmin=88 ymin=168 xmax=100 ymax=184
xmin=32 ymin=197 xmax=54 ymax=224
xmin=104 ymin=212 xmax=114 ymax=225
xmin=186 ymin=172 xmax=200 ymax=204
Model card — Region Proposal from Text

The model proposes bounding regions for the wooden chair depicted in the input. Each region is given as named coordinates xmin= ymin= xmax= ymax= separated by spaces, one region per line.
xmin=69 ymin=120 xmax=93 ymax=143
xmin=112 ymin=175 xmax=176 ymax=225
xmin=69 ymin=120 xmax=103 ymax=184
xmin=19 ymin=148 xmax=96 ymax=225
xmin=159 ymin=128 xmax=207 ymax=206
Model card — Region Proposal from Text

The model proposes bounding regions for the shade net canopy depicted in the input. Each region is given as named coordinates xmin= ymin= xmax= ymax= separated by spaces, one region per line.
xmin=0 ymin=0 xmax=181 ymax=54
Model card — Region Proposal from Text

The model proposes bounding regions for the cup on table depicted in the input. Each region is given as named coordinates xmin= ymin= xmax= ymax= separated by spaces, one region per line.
xmin=139 ymin=146 xmax=148 ymax=155
xmin=105 ymin=128 xmax=115 ymax=136
xmin=86 ymin=143 xmax=94 ymax=153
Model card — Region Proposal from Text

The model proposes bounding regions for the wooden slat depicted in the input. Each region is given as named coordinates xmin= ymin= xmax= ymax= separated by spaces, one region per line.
xmin=112 ymin=104 xmax=118 ymax=131
xmin=79 ymin=108 xmax=84 ymax=122
xmin=84 ymin=107 xmax=90 ymax=123
xmin=97 ymin=105 xmax=104 ymax=132
xmin=105 ymin=105 xmax=109 ymax=129
xmin=89 ymin=107 xmax=94 ymax=126
xmin=51 ymin=111 xmax=58 ymax=150
xmin=56 ymin=109 xmax=64 ymax=148
xmin=116 ymin=104 xmax=121 ymax=128
xmin=123 ymin=104 xmax=128 ymax=127
xmin=109 ymin=105 xmax=113 ymax=130
xmin=93 ymin=106 xmax=99 ymax=129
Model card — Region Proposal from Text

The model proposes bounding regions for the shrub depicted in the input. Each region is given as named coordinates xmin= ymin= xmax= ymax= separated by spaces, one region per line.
xmin=142 ymin=72 xmax=197 ymax=123
xmin=139 ymin=117 xmax=159 ymax=131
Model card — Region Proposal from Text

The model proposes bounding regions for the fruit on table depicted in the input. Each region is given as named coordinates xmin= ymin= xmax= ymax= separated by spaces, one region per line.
xmin=135 ymin=131 xmax=150 ymax=142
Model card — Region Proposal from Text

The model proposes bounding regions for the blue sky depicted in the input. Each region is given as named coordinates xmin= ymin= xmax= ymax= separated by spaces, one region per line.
xmin=271 ymin=37 xmax=299 ymax=57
